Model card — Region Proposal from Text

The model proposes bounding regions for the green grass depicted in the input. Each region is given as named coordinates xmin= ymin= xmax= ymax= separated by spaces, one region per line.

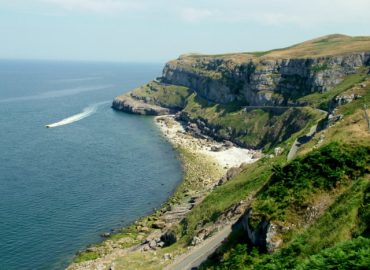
xmin=183 ymin=93 xmax=325 ymax=149
xmin=310 ymin=62 xmax=329 ymax=73
xmin=73 ymin=251 xmax=99 ymax=263
xmin=184 ymin=34 xmax=370 ymax=60
xmin=256 ymin=176 xmax=370 ymax=270
xmin=253 ymin=142 xmax=370 ymax=221
xmin=180 ymin=157 xmax=280 ymax=241
xmin=125 ymin=80 xmax=194 ymax=109
xmin=201 ymin=167 xmax=370 ymax=270
xmin=298 ymin=237 xmax=370 ymax=270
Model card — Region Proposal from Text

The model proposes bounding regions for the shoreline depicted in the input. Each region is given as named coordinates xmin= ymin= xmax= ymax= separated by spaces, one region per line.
xmin=68 ymin=115 xmax=260 ymax=270
xmin=155 ymin=115 xmax=260 ymax=171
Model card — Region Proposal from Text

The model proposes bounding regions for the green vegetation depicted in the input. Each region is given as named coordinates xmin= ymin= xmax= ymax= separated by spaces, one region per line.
xmin=254 ymin=177 xmax=370 ymax=270
xmin=201 ymin=157 xmax=370 ymax=269
xmin=310 ymin=62 xmax=329 ymax=73
xmin=123 ymin=80 xmax=193 ymax=109
xmin=254 ymin=142 xmax=370 ymax=220
xmin=180 ymin=157 xmax=277 ymax=241
xmin=73 ymin=251 xmax=99 ymax=263
xmin=198 ymin=75 xmax=370 ymax=268
xmin=183 ymin=93 xmax=325 ymax=149
xmin=299 ymin=237 xmax=370 ymax=270
xmin=186 ymin=34 xmax=370 ymax=60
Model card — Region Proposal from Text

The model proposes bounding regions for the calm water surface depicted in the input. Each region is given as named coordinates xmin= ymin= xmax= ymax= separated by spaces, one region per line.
xmin=0 ymin=60 xmax=182 ymax=270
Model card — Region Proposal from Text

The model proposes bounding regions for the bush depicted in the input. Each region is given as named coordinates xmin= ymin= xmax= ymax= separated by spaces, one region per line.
xmin=298 ymin=237 xmax=370 ymax=270
xmin=255 ymin=142 xmax=370 ymax=218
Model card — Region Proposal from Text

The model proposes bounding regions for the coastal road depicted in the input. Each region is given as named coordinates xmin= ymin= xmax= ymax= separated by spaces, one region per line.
xmin=287 ymin=124 xmax=318 ymax=161
xmin=165 ymin=224 xmax=233 ymax=270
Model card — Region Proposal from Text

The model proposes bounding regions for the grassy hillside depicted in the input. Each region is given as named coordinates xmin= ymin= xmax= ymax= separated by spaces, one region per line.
xmin=184 ymin=34 xmax=370 ymax=61
xmin=117 ymin=80 xmax=193 ymax=110
xmin=183 ymin=93 xmax=325 ymax=149
xmin=198 ymin=75 xmax=370 ymax=269
xmin=201 ymin=176 xmax=369 ymax=270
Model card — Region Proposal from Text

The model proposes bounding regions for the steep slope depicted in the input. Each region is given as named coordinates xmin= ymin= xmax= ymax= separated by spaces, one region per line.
xmin=199 ymin=72 xmax=370 ymax=270
xmin=71 ymin=35 xmax=370 ymax=270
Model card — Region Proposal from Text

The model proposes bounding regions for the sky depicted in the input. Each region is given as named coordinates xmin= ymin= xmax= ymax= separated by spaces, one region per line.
xmin=0 ymin=0 xmax=369 ymax=63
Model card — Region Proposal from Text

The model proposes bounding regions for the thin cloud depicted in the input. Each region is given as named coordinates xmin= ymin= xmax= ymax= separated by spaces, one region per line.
xmin=41 ymin=0 xmax=145 ymax=14
xmin=180 ymin=8 xmax=214 ymax=23
xmin=177 ymin=0 xmax=370 ymax=27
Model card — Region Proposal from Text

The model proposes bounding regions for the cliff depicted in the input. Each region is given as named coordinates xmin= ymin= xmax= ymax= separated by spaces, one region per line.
xmin=113 ymin=80 xmax=193 ymax=115
xmin=112 ymin=35 xmax=369 ymax=149
xmin=161 ymin=35 xmax=370 ymax=106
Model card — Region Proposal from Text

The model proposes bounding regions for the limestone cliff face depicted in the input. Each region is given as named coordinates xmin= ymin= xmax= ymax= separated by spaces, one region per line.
xmin=161 ymin=53 xmax=370 ymax=106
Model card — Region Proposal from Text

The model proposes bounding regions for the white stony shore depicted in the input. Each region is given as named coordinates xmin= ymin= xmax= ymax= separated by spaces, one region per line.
xmin=154 ymin=115 xmax=261 ymax=171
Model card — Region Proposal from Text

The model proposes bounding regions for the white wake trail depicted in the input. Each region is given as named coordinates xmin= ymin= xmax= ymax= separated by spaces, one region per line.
xmin=45 ymin=101 xmax=110 ymax=128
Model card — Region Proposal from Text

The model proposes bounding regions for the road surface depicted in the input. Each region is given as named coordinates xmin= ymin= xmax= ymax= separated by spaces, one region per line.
xmin=165 ymin=224 xmax=233 ymax=270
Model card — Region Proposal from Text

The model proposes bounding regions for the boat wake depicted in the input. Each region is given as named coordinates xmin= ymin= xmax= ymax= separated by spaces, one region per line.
xmin=46 ymin=101 xmax=110 ymax=128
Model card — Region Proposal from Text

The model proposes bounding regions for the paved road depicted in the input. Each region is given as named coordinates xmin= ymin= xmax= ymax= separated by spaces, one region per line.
xmin=165 ymin=224 xmax=233 ymax=270
xmin=287 ymin=124 xmax=318 ymax=161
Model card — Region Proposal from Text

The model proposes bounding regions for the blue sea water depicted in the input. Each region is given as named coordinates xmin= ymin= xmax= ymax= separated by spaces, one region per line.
xmin=0 ymin=60 xmax=182 ymax=270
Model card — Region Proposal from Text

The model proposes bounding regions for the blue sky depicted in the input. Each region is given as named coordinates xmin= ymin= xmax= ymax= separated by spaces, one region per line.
xmin=0 ymin=0 xmax=369 ymax=63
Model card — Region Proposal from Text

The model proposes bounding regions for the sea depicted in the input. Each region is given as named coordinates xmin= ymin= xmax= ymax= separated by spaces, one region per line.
xmin=0 ymin=60 xmax=182 ymax=270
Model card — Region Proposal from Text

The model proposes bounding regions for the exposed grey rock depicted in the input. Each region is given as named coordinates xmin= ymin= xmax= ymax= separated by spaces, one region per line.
xmin=100 ymin=232 xmax=111 ymax=238
xmin=139 ymin=226 xmax=150 ymax=233
xmin=218 ymin=166 xmax=243 ymax=186
xmin=142 ymin=244 xmax=150 ymax=251
xmin=152 ymin=221 xmax=166 ymax=229
xmin=224 ymin=140 xmax=234 ymax=148
xmin=333 ymin=93 xmax=361 ymax=106
xmin=191 ymin=236 xmax=203 ymax=246
xmin=163 ymin=253 xmax=172 ymax=260
xmin=162 ymin=53 xmax=370 ymax=106
xmin=211 ymin=145 xmax=223 ymax=152
xmin=149 ymin=240 xmax=157 ymax=250
xmin=274 ymin=147 xmax=284 ymax=156
xmin=266 ymin=223 xmax=283 ymax=253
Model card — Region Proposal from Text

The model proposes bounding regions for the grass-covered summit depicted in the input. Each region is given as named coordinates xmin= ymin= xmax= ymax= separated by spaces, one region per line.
xmin=183 ymin=34 xmax=370 ymax=60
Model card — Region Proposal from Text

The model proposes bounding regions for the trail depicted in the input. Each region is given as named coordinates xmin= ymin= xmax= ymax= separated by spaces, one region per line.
xmin=45 ymin=101 xmax=110 ymax=128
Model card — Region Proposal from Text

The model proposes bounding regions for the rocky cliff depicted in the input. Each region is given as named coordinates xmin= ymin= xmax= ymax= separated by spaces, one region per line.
xmin=112 ymin=34 xmax=370 ymax=149
xmin=161 ymin=52 xmax=369 ymax=106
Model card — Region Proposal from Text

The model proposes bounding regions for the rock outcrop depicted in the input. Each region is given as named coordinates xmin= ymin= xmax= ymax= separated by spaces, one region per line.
xmin=112 ymin=95 xmax=171 ymax=115
xmin=162 ymin=53 xmax=370 ymax=106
